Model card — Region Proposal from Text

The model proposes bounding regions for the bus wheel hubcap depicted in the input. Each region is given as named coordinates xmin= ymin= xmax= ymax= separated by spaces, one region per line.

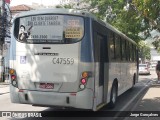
xmin=112 ymin=88 xmax=116 ymax=103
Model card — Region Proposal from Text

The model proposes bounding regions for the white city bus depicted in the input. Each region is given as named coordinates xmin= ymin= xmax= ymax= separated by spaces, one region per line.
xmin=9 ymin=8 xmax=138 ymax=111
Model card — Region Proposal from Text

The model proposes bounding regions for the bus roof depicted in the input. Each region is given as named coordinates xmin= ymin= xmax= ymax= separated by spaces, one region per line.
xmin=14 ymin=8 xmax=137 ymax=45
xmin=14 ymin=8 xmax=97 ymax=20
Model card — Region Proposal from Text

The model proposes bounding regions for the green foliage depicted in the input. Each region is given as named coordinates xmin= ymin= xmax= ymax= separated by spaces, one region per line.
xmin=138 ymin=41 xmax=151 ymax=60
xmin=152 ymin=37 xmax=160 ymax=53
xmin=56 ymin=4 xmax=73 ymax=9
xmin=86 ymin=0 xmax=159 ymax=38
xmin=82 ymin=0 xmax=142 ymax=43
xmin=59 ymin=0 xmax=157 ymax=59
xmin=82 ymin=0 xmax=160 ymax=58
xmin=152 ymin=40 xmax=159 ymax=50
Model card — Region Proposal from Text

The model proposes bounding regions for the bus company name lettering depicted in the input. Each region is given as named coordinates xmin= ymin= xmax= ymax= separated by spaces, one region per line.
xmin=52 ymin=58 xmax=74 ymax=65
xmin=34 ymin=53 xmax=59 ymax=56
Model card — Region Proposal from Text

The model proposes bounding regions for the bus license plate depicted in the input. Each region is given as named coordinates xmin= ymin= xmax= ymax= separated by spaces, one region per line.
xmin=39 ymin=83 xmax=54 ymax=89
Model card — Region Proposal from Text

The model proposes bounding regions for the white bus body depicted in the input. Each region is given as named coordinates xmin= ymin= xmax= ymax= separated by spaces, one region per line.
xmin=9 ymin=9 xmax=138 ymax=111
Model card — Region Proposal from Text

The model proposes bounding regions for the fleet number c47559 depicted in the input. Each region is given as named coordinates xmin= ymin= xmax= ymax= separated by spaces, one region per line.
xmin=52 ymin=58 xmax=74 ymax=65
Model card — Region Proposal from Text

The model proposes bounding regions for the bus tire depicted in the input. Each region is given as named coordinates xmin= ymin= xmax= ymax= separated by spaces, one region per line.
xmin=132 ymin=74 xmax=136 ymax=88
xmin=109 ymin=81 xmax=118 ymax=108
xmin=129 ymin=74 xmax=136 ymax=91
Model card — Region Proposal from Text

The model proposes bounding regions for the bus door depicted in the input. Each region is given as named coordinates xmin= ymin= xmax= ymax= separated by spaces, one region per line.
xmin=93 ymin=30 xmax=107 ymax=106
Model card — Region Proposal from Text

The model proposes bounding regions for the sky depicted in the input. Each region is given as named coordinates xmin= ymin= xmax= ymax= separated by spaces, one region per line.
xmin=10 ymin=0 xmax=61 ymax=6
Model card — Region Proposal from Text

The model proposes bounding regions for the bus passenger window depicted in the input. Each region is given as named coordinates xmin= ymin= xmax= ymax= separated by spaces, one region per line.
xmin=121 ymin=39 xmax=126 ymax=61
xmin=115 ymin=35 xmax=121 ymax=61
xmin=109 ymin=32 xmax=115 ymax=60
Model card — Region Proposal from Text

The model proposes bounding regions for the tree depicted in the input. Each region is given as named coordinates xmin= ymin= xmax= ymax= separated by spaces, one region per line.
xmin=59 ymin=0 xmax=153 ymax=59
xmin=138 ymin=41 xmax=151 ymax=61
xmin=56 ymin=4 xmax=73 ymax=9
xmin=83 ymin=0 xmax=160 ymax=58
xmin=80 ymin=1 xmax=139 ymax=43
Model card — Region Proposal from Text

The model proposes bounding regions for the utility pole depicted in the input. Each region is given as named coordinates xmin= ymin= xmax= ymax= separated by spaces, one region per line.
xmin=0 ymin=0 xmax=10 ymax=82
xmin=0 ymin=0 xmax=5 ymax=51
xmin=0 ymin=0 xmax=4 ymax=81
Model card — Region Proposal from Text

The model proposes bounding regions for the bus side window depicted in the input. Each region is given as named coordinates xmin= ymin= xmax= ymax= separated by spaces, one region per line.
xmin=124 ymin=40 xmax=127 ymax=61
xmin=121 ymin=38 xmax=126 ymax=61
xmin=115 ymin=35 xmax=121 ymax=61
xmin=132 ymin=44 xmax=135 ymax=62
xmin=109 ymin=32 xmax=115 ymax=61
xmin=128 ymin=42 xmax=131 ymax=62
xmin=129 ymin=43 xmax=132 ymax=61
xmin=126 ymin=41 xmax=130 ymax=61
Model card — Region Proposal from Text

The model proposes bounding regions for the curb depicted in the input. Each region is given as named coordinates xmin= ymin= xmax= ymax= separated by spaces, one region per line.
xmin=0 ymin=86 xmax=10 ymax=95
xmin=0 ymin=92 xmax=10 ymax=95
xmin=0 ymin=81 xmax=10 ymax=85
xmin=150 ymin=83 xmax=160 ymax=87
xmin=127 ymin=86 xmax=149 ymax=112
xmin=122 ymin=83 xmax=159 ymax=120
xmin=0 ymin=83 xmax=9 ymax=85
xmin=114 ymin=85 xmax=149 ymax=120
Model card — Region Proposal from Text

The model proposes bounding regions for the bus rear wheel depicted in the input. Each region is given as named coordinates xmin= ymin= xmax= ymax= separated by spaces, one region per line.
xmin=131 ymin=74 xmax=136 ymax=90
xmin=109 ymin=82 xmax=117 ymax=108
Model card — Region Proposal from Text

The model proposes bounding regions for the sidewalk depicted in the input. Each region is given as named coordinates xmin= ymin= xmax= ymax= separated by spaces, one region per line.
xmin=0 ymin=80 xmax=10 ymax=95
xmin=133 ymin=84 xmax=160 ymax=111
xmin=125 ymin=82 xmax=160 ymax=120
xmin=0 ymin=80 xmax=9 ymax=87
xmin=0 ymin=80 xmax=9 ymax=85
xmin=0 ymin=86 xmax=9 ymax=95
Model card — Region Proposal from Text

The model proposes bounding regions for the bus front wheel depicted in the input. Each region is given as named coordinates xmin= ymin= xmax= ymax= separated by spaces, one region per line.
xmin=109 ymin=82 xmax=118 ymax=108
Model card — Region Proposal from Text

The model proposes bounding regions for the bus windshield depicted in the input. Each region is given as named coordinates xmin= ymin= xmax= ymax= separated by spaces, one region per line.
xmin=14 ymin=15 xmax=84 ymax=44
